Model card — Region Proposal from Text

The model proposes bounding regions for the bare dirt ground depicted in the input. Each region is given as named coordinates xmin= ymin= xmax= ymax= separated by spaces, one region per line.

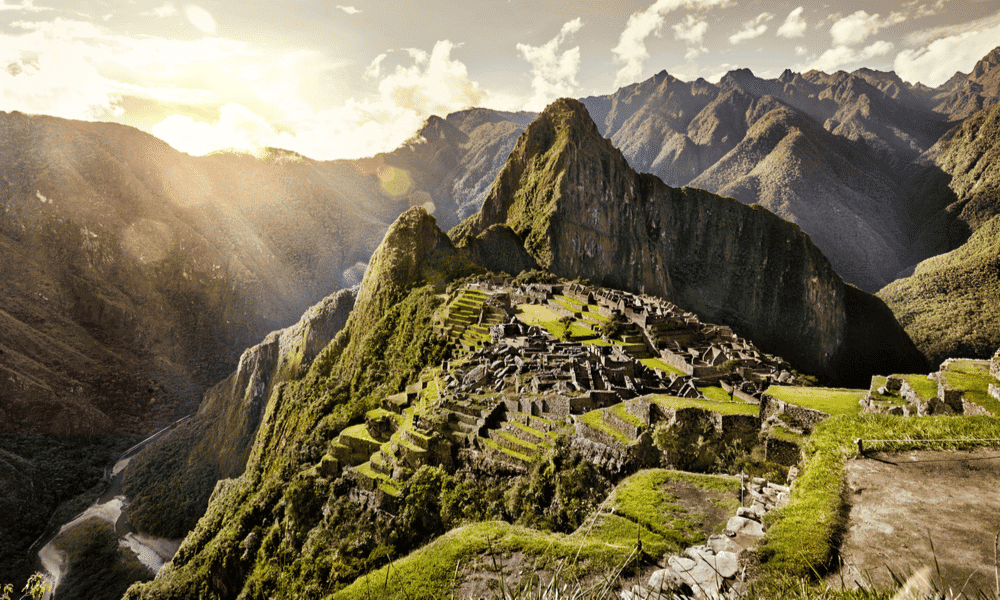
xmin=832 ymin=448 xmax=1000 ymax=597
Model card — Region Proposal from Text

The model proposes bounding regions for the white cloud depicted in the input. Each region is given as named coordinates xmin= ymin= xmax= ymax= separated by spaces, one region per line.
xmin=516 ymin=18 xmax=583 ymax=111
xmin=777 ymin=7 xmax=806 ymax=38
xmin=184 ymin=5 xmax=215 ymax=34
xmin=895 ymin=21 xmax=1000 ymax=85
xmin=335 ymin=5 xmax=361 ymax=15
xmin=904 ymin=8 xmax=1000 ymax=45
xmin=0 ymin=0 xmax=49 ymax=11
xmin=830 ymin=10 xmax=905 ymax=46
xmin=795 ymin=45 xmax=808 ymax=56
xmin=143 ymin=3 xmax=178 ymax=18
xmin=364 ymin=53 xmax=387 ymax=80
xmin=806 ymin=40 xmax=894 ymax=72
xmin=151 ymin=40 xmax=490 ymax=160
xmin=672 ymin=14 xmax=708 ymax=44
xmin=611 ymin=0 xmax=729 ymax=88
xmin=729 ymin=12 xmax=773 ymax=45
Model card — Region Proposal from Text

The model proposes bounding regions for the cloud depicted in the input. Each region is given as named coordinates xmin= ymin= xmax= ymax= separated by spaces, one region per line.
xmin=184 ymin=5 xmax=215 ymax=34
xmin=805 ymin=40 xmax=894 ymax=72
xmin=516 ymin=18 xmax=583 ymax=111
xmin=729 ymin=12 xmax=773 ymax=45
xmin=143 ymin=3 xmax=178 ymax=17
xmin=0 ymin=0 xmax=50 ymax=11
xmin=335 ymin=5 xmax=361 ymax=15
xmin=830 ymin=10 xmax=905 ymax=46
xmin=151 ymin=40 xmax=490 ymax=160
xmin=904 ymin=8 xmax=1000 ymax=45
xmin=777 ymin=7 xmax=806 ymax=38
xmin=611 ymin=0 xmax=729 ymax=88
xmin=895 ymin=20 xmax=1000 ymax=85
xmin=364 ymin=52 xmax=387 ymax=80
xmin=672 ymin=14 xmax=708 ymax=44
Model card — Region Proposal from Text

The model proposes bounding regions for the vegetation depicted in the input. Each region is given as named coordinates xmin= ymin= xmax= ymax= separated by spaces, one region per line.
xmin=765 ymin=386 xmax=866 ymax=416
xmin=878 ymin=214 xmax=1000 ymax=366
xmin=755 ymin=415 xmax=1000 ymax=580
xmin=52 ymin=519 xmax=153 ymax=600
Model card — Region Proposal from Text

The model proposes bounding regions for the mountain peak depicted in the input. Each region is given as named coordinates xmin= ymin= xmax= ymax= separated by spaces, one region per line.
xmin=971 ymin=46 xmax=1000 ymax=81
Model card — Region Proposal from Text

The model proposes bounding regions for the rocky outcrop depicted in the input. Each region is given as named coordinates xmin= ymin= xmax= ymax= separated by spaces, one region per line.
xmin=122 ymin=288 xmax=356 ymax=538
xmin=453 ymin=98 xmax=926 ymax=384
xmin=458 ymin=224 xmax=538 ymax=276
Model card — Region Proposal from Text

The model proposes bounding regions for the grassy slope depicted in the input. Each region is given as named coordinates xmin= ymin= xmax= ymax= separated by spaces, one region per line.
xmin=878 ymin=215 xmax=1000 ymax=366
xmin=765 ymin=386 xmax=866 ymax=416
xmin=334 ymin=469 xmax=740 ymax=600
xmin=757 ymin=415 xmax=1000 ymax=578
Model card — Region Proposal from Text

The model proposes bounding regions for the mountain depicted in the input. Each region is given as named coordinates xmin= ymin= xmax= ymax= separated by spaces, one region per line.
xmin=452 ymin=98 xmax=926 ymax=383
xmin=877 ymin=101 xmax=1000 ymax=364
xmin=121 ymin=288 xmax=355 ymax=540
xmin=119 ymin=97 xmax=924 ymax=596
xmin=0 ymin=111 xmax=402 ymax=587
xmin=878 ymin=214 xmax=1000 ymax=367
xmin=933 ymin=47 xmax=1000 ymax=120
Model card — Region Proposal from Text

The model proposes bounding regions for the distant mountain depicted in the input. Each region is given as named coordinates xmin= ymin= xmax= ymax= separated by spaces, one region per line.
xmin=452 ymin=99 xmax=926 ymax=383
xmin=933 ymin=47 xmax=1000 ymax=121
xmin=878 ymin=101 xmax=1000 ymax=364
xmin=0 ymin=112 xmax=404 ymax=437
xmin=387 ymin=49 xmax=1000 ymax=293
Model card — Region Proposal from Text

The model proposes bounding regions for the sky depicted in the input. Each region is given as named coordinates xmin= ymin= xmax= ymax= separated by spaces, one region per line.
xmin=1 ymin=0 xmax=998 ymax=161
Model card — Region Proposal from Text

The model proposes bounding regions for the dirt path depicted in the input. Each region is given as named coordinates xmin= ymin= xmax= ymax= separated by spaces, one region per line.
xmin=832 ymin=448 xmax=1000 ymax=597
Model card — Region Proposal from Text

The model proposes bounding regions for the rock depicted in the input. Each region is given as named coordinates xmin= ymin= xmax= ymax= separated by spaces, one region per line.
xmin=726 ymin=516 xmax=765 ymax=537
xmin=707 ymin=534 xmax=742 ymax=555
xmin=736 ymin=506 xmax=762 ymax=521
xmin=667 ymin=554 xmax=725 ymax=599
xmin=647 ymin=566 xmax=687 ymax=593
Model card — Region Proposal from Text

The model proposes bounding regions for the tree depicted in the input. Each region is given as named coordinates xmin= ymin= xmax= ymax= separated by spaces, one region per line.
xmin=1 ymin=574 xmax=49 ymax=600
xmin=718 ymin=359 xmax=741 ymax=401
xmin=557 ymin=315 xmax=574 ymax=340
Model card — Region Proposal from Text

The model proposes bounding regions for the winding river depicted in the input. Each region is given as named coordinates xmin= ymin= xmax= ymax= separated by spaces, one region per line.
xmin=34 ymin=415 xmax=193 ymax=599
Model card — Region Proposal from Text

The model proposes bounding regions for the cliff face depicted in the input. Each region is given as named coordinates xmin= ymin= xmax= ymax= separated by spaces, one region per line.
xmin=122 ymin=288 xmax=355 ymax=538
xmin=455 ymin=99 xmax=926 ymax=383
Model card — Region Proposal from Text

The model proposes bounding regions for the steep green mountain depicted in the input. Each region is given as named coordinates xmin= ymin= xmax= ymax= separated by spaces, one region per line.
xmin=918 ymin=101 xmax=1000 ymax=236
xmin=452 ymin=98 xmax=926 ymax=384
xmin=123 ymin=206 xmax=482 ymax=600
xmin=878 ymin=215 xmax=1000 ymax=367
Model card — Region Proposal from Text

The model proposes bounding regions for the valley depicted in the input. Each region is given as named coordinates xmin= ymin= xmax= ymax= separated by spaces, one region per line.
xmin=3 ymin=41 xmax=1000 ymax=600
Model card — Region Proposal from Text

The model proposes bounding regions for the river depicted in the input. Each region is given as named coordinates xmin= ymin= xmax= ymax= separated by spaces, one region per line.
xmin=34 ymin=415 xmax=193 ymax=599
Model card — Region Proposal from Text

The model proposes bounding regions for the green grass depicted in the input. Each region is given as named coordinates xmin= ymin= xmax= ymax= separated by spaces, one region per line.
xmin=482 ymin=437 xmax=533 ymax=463
xmin=941 ymin=359 xmax=1000 ymax=415
xmin=647 ymin=394 xmax=759 ymax=416
xmin=609 ymin=469 xmax=740 ymax=542
xmin=579 ymin=409 xmax=634 ymax=445
xmin=901 ymin=374 xmax=938 ymax=402
xmin=330 ymin=520 xmax=649 ymax=600
xmin=341 ymin=423 xmax=379 ymax=445
xmin=515 ymin=303 xmax=564 ymax=325
xmin=497 ymin=429 xmax=537 ymax=451
xmin=610 ymin=403 xmax=645 ymax=429
xmin=699 ymin=385 xmax=736 ymax=403
xmin=769 ymin=426 xmax=807 ymax=444
xmin=756 ymin=415 xmax=1000 ymax=580
xmin=639 ymin=357 xmax=686 ymax=377
xmin=765 ymin=386 xmax=866 ymax=416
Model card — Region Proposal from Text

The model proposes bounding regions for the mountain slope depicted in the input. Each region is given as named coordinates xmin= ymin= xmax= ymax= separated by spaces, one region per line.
xmin=878 ymin=214 xmax=1000 ymax=366
xmin=452 ymin=98 xmax=926 ymax=383
xmin=934 ymin=47 xmax=1000 ymax=120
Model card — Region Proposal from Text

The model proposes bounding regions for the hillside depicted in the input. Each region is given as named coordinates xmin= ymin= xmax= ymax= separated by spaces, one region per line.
xmin=0 ymin=111 xmax=401 ymax=587
xmin=452 ymin=99 xmax=926 ymax=384
xmin=878 ymin=215 xmax=1000 ymax=367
